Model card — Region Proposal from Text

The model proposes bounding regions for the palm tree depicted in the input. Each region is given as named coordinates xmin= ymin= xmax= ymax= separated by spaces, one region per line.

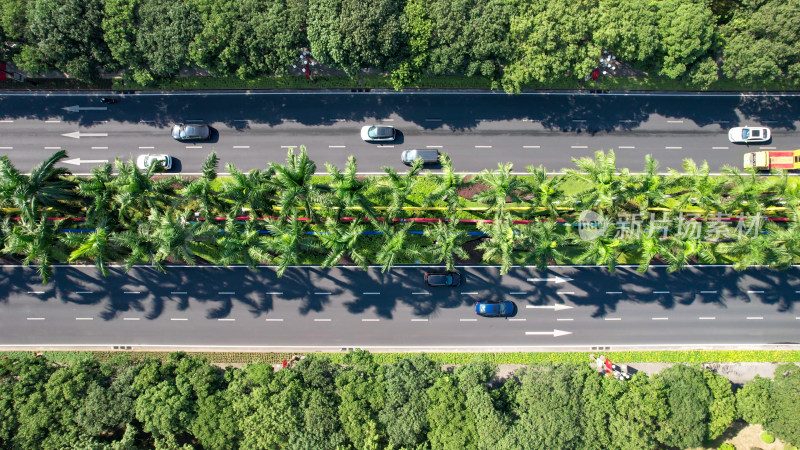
xmin=112 ymin=229 xmax=158 ymax=272
xmin=660 ymin=228 xmax=717 ymax=273
xmin=573 ymin=215 xmax=622 ymax=273
xmin=522 ymin=165 xmax=565 ymax=218
xmin=2 ymin=216 xmax=66 ymax=283
xmin=110 ymin=158 xmax=178 ymax=226
xmin=264 ymin=217 xmax=320 ymax=277
xmin=0 ymin=150 xmax=79 ymax=224
xmin=269 ymin=146 xmax=320 ymax=222
xmin=425 ymin=153 xmax=470 ymax=215
xmin=423 ymin=219 xmax=470 ymax=271
xmin=216 ymin=215 xmax=271 ymax=270
xmin=76 ymin=163 xmax=116 ymax=226
xmin=623 ymin=229 xmax=667 ymax=274
xmin=566 ymin=149 xmax=630 ymax=216
xmin=323 ymin=156 xmax=377 ymax=221
xmin=218 ymin=163 xmax=276 ymax=218
xmin=379 ymin=158 xmax=424 ymax=220
xmin=374 ymin=221 xmax=422 ymax=273
xmin=182 ymin=152 xmax=222 ymax=219
xmin=721 ymin=165 xmax=770 ymax=216
xmin=627 ymin=155 xmax=671 ymax=214
xmin=670 ymin=159 xmax=726 ymax=219
xmin=139 ymin=208 xmax=218 ymax=270
xmin=61 ymin=219 xmax=122 ymax=277
xmin=516 ymin=219 xmax=569 ymax=271
xmin=717 ymin=231 xmax=786 ymax=270
xmin=475 ymin=219 xmax=516 ymax=275
xmin=317 ymin=218 xmax=369 ymax=270
xmin=473 ymin=162 xmax=523 ymax=220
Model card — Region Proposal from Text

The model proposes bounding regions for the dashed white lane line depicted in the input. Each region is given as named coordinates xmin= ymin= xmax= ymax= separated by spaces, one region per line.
xmin=618 ymin=146 xmax=635 ymax=149
xmin=217 ymin=318 xmax=235 ymax=322
xmin=170 ymin=318 xmax=188 ymax=321
xmin=314 ymin=318 xmax=332 ymax=322
xmin=700 ymin=291 xmax=717 ymax=294
xmin=124 ymin=291 xmax=141 ymax=294
xmin=556 ymin=318 xmax=574 ymax=322
xmin=265 ymin=292 xmax=283 ymax=295
xmin=475 ymin=145 xmax=492 ymax=148
xmin=712 ymin=146 xmax=729 ymax=150
xmin=377 ymin=145 xmax=394 ymax=148
xmin=314 ymin=292 xmax=332 ymax=295
xmin=218 ymin=291 xmax=235 ymax=295
xmin=523 ymin=145 xmax=540 ymax=148
xmin=460 ymin=318 xmax=478 ymax=322
xmin=27 ymin=291 xmax=45 ymax=294
xmin=139 ymin=146 xmax=154 ymax=149
xmin=651 ymin=317 xmax=669 ymax=321
xmin=27 ymin=318 xmax=45 ymax=321
xmin=510 ymin=292 xmax=527 ymax=295
xmin=380 ymin=118 xmax=394 ymax=122
xmin=171 ymin=291 xmax=187 ymax=295
xmin=699 ymin=317 xmax=716 ymax=320
xmin=362 ymin=319 xmax=380 ymax=322
xmin=461 ymin=292 xmax=479 ymax=295
xmin=45 ymin=120 xmax=61 ymax=123
xmin=363 ymin=292 xmax=380 ymax=295
xmin=44 ymin=146 xmax=61 ymax=150
xmin=571 ymin=145 xmax=588 ymax=149
xmin=232 ymin=145 xmax=250 ymax=149
xmin=667 ymin=120 xmax=684 ymax=123
xmin=508 ymin=318 xmax=527 ymax=321
xmin=426 ymin=145 xmax=443 ymax=148
xmin=411 ymin=319 xmax=429 ymax=322
xmin=186 ymin=145 xmax=203 ymax=149
xmin=0 ymin=120 xmax=13 ymax=123
xmin=665 ymin=146 xmax=683 ymax=149
xmin=572 ymin=119 xmax=587 ymax=122
xmin=91 ymin=146 xmax=108 ymax=150
xmin=605 ymin=291 xmax=623 ymax=295
xmin=280 ymin=145 xmax=295 ymax=148
xmin=328 ymin=145 xmax=346 ymax=148
xmin=558 ymin=291 xmax=576 ymax=295
xmin=75 ymin=291 xmax=93 ymax=294
xmin=604 ymin=318 xmax=622 ymax=321
xmin=746 ymin=316 xmax=764 ymax=320
xmin=425 ymin=118 xmax=442 ymax=122
xmin=76 ymin=317 xmax=93 ymax=321
xmin=412 ymin=292 xmax=430 ymax=295
xmin=759 ymin=146 xmax=776 ymax=150
xmin=265 ymin=318 xmax=284 ymax=322
xmin=0 ymin=147 xmax=12 ymax=150
xmin=123 ymin=318 xmax=140 ymax=321
xmin=747 ymin=290 xmax=765 ymax=294
xmin=653 ymin=291 xmax=670 ymax=294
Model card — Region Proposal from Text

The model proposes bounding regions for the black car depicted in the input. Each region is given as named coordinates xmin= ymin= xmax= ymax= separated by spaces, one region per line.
xmin=424 ymin=271 xmax=461 ymax=287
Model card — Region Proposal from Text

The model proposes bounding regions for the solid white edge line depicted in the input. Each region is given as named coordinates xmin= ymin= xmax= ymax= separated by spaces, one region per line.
xmin=11 ymin=263 xmax=800 ymax=270
xmin=3 ymin=344 xmax=800 ymax=351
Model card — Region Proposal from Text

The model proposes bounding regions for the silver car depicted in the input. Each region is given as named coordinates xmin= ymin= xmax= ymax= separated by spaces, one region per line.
xmin=136 ymin=154 xmax=172 ymax=170
xmin=360 ymin=125 xmax=396 ymax=142
xmin=172 ymin=123 xmax=210 ymax=141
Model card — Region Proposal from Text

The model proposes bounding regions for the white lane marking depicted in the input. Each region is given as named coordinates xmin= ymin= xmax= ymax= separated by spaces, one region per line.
xmin=75 ymin=291 xmax=93 ymax=294
xmin=618 ymin=146 xmax=635 ymax=149
xmin=523 ymin=145 xmax=540 ymax=148
xmin=265 ymin=318 xmax=284 ymax=322
xmin=0 ymin=147 xmax=12 ymax=150
xmin=218 ymin=291 xmax=235 ymax=295
xmin=759 ymin=146 xmax=776 ymax=150
xmin=124 ymin=291 xmax=141 ymax=294
xmin=363 ymin=292 xmax=380 ymax=295
xmin=75 ymin=317 xmax=93 ymax=321
xmin=558 ymin=291 xmax=576 ymax=295
xmin=699 ymin=317 xmax=716 ymax=320
xmin=138 ymin=146 xmax=154 ymax=149
xmin=314 ymin=318 xmax=332 ymax=322
xmin=171 ymin=291 xmax=187 ymax=295
xmin=328 ymin=145 xmax=346 ymax=148
xmin=605 ymin=291 xmax=623 ymax=294
xmin=651 ymin=317 xmax=669 ymax=321
xmin=572 ymin=119 xmax=586 ymax=122
xmin=747 ymin=290 xmax=765 ymax=294
xmin=746 ymin=316 xmax=764 ymax=320
xmin=362 ymin=319 xmax=380 ymax=322
xmin=425 ymin=118 xmax=442 ymax=121
xmin=0 ymin=120 xmax=13 ymax=123
xmin=412 ymin=292 xmax=430 ymax=295
xmin=667 ymin=120 xmax=684 ymax=123
xmin=460 ymin=318 xmax=478 ymax=322
xmin=461 ymin=292 xmax=479 ymax=295
xmin=377 ymin=145 xmax=394 ymax=148
xmin=45 ymin=146 xmax=61 ymax=150
xmin=665 ymin=146 xmax=683 ymax=149
xmin=619 ymin=120 xmax=637 ymax=123
xmin=27 ymin=291 xmax=45 ymax=294
xmin=426 ymin=145 xmax=443 ymax=148
xmin=233 ymin=145 xmax=250 ymax=149
xmin=700 ymin=291 xmax=717 ymax=294
xmin=45 ymin=120 xmax=62 ymax=123
xmin=280 ymin=145 xmax=295 ymax=148
xmin=796 ymin=291 xmax=800 ymax=294
xmin=571 ymin=145 xmax=588 ymax=149
xmin=91 ymin=146 xmax=108 ymax=150
xmin=411 ymin=319 xmax=429 ymax=322
xmin=712 ymin=146 xmax=729 ymax=150
xmin=170 ymin=318 xmax=188 ymax=321
xmin=510 ymin=292 xmax=527 ymax=295
xmin=556 ymin=318 xmax=574 ymax=321
xmin=604 ymin=318 xmax=622 ymax=321
xmin=475 ymin=145 xmax=492 ymax=148
xmin=334 ymin=119 xmax=346 ymax=122
xmin=653 ymin=291 xmax=670 ymax=294
xmin=123 ymin=318 xmax=140 ymax=321
xmin=380 ymin=118 xmax=394 ymax=122
xmin=508 ymin=318 xmax=527 ymax=321
xmin=314 ymin=292 xmax=331 ymax=295
xmin=265 ymin=292 xmax=283 ymax=295
xmin=27 ymin=318 xmax=45 ymax=321
xmin=217 ymin=318 xmax=235 ymax=321
xmin=185 ymin=145 xmax=203 ymax=149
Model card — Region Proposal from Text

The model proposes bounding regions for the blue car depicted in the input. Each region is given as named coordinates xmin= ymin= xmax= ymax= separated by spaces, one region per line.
xmin=475 ymin=301 xmax=516 ymax=317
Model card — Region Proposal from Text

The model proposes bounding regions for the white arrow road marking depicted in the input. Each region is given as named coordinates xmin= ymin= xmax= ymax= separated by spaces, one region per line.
xmin=525 ymin=329 xmax=572 ymax=337
xmin=527 ymin=276 xmax=573 ymax=283
xmin=62 ymin=106 xmax=108 ymax=112
xmin=61 ymin=131 xmax=109 ymax=139
xmin=526 ymin=304 xmax=574 ymax=311
xmin=63 ymin=158 xmax=110 ymax=166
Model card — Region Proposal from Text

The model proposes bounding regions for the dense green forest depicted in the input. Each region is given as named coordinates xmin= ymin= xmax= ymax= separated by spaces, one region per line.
xmin=1 ymin=351 xmax=798 ymax=449
xmin=0 ymin=0 xmax=797 ymax=90
xmin=3 ymin=148 xmax=800 ymax=283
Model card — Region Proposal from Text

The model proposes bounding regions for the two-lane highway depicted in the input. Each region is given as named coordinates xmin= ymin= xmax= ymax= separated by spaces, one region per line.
xmin=0 ymin=264 xmax=797 ymax=350
xmin=2 ymin=92 xmax=800 ymax=174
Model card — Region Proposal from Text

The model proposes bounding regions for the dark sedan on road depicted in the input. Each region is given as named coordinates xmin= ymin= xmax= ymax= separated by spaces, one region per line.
xmin=172 ymin=123 xmax=210 ymax=141
xmin=425 ymin=271 xmax=461 ymax=287
xmin=475 ymin=300 xmax=516 ymax=317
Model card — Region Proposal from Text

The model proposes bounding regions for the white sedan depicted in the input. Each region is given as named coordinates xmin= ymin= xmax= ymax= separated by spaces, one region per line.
xmin=136 ymin=154 xmax=172 ymax=170
xmin=360 ymin=125 xmax=396 ymax=142
xmin=728 ymin=126 xmax=771 ymax=143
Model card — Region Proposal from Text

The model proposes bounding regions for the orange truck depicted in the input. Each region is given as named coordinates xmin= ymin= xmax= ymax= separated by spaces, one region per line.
xmin=743 ymin=149 xmax=800 ymax=171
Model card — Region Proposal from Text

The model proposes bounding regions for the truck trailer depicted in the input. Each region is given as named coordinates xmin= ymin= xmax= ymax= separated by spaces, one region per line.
xmin=743 ymin=149 xmax=800 ymax=171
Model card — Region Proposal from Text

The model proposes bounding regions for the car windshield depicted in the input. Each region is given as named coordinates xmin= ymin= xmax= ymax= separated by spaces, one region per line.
xmin=479 ymin=303 xmax=498 ymax=314
xmin=368 ymin=127 xmax=390 ymax=138
xmin=742 ymin=129 xmax=751 ymax=139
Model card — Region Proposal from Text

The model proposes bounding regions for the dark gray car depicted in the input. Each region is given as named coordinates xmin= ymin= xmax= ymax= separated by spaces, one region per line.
xmin=172 ymin=124 xmax=210 ymax=141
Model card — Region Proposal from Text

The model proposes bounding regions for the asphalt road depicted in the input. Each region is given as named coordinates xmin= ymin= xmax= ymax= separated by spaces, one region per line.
xmin=0 ymin=265 xmax=797 ymax=351
xmin=1 ymin=91 xmax=800 ymax=174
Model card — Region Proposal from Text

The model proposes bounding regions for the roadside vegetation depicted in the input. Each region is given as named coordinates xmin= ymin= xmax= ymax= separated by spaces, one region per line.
xmin=0 ymin=0 xmax=797 ymax=92
xmin=2 ymin=148 xmax=800 ymax=283
xmin=1 ymin=350 xmax=798 ymax=448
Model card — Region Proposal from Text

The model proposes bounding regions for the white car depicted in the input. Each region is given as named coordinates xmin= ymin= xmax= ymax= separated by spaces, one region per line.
xmin=728 ymin=126 xmax=771 ymax=143
xmin=136 ymin=154 xmax=172 ymax=170
xmin=360 ymin=125 xmax=396 ymax=142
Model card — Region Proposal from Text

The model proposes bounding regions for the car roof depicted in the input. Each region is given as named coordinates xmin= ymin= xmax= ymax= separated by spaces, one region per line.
xmin=371 ymin=126 xmax=393 ymax=136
